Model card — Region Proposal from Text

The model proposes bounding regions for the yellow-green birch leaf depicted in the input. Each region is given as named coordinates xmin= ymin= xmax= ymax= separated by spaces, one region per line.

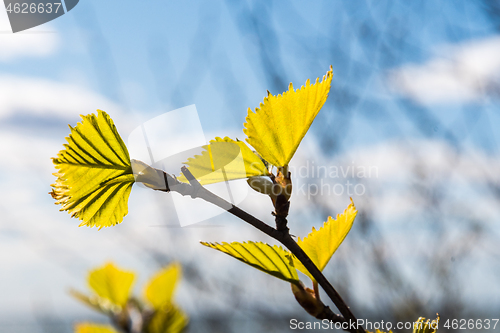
xmin=144 ymin=263 xmax=181 ymax=309
xmin=201 ymin=241 xmax=300 ymax=285
xmin=87 ymin=262 xmax=135 ymax=308
xmin=51 ymin=110 xmax=134 ymax=229
xmin=243 ymin=66 xmax=333 ymax=167
xmin=293 ymin=199 xmax=357 ymax=281
xmin=178 ymin=137 xmax=269 ymax=185
xmin=148 ymin=304 xmax=188 ymax=333
xmin=74 ymin=323 xmax=119 ymax=333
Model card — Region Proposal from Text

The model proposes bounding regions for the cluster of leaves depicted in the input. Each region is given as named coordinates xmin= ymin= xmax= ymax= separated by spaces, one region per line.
xmin=50 ymin=66 xmax=440 ymax=332
xmin=50 ymin=66 xmax=334 ymax=228
xmin=201 ymin=200 xmax=356 ymax=317
xmin=71 ymin=262 xmax=187 ymax=333
xmin=178 ymin=68 xmax=343 ymax=314
xmin=50 ymin=66 xmax=349 ymax=317
xmin=179 ymin=66 xmax=333 ymax=183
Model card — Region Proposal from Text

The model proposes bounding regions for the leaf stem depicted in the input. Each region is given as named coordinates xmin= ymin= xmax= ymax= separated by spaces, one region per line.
xmin=313 ymin=281 xmax=321 ymax=303
xmin=279 ymin=233 xmax=363 ymax=333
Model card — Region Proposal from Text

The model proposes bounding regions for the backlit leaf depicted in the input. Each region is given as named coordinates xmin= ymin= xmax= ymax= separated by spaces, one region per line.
xmin=201 ymin=241 xmax=300 ymax=285
xmin=243 ymin=67 xmax=333 ymax=167
xmin=293 ymin=199 xmax=357 ymax=281
xmin=87 ymin=262 xmax=135 ymax=308
xmin=51 ymin=110 xmax=134 ymax=229
xmin=178 ymin=137 xmax=269 ymax=185
xmin=74 ymin=323 xmax=119 ymax=333
xmin=148 ymin=304 xmax=188 ymax=333
xmin=144 ymin=262 xmax=181 ymax=309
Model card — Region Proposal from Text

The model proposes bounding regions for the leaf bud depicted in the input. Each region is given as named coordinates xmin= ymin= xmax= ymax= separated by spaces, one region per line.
xmin=131 ymin=159 xmax=166 ymax=190
xmin=291 ymin=282 xmax=325 ymax=318
xmin=247 ymin=176 xmax=274 ymax=195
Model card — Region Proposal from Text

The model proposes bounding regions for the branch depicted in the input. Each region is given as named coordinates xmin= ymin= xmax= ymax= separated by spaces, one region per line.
xmin=280 ymin=233 xmax=363 ymax=333
xmin=154 ymin=166 xmax=364 ymax=333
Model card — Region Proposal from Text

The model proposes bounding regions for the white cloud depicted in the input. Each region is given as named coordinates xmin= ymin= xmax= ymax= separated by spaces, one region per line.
xmin=388 ymin=36 xmax=500 ymax=104
xmin=0 ymin=9 xmax=60 ymax=61
xmin=0 ymin=75 xmax=121 ymax=120
xmin=286 ymin=136 xmax=500 ymax=224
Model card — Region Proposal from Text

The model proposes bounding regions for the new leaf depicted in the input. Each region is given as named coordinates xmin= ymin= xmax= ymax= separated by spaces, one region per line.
xmin=178 ymin=137 xmax=269 ymax=185
xmin=87 ymin=262 xmax=135 ymax=309
xmin=293 ymin=199 xmax=357 ymax=281
xmin=51 ymin=110 xmax=135 ymax=229
xmin=144 ymin=262 xmax=181 ymax=310
xmin=244 ymin=67 xmax=333 ymax=167
xmin=201 ymin=241 xmax=301 ymax=285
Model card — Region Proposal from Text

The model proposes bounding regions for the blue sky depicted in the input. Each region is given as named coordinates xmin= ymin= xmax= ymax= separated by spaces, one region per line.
xmin=0 ymin=0 xmax=499 ymax=330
